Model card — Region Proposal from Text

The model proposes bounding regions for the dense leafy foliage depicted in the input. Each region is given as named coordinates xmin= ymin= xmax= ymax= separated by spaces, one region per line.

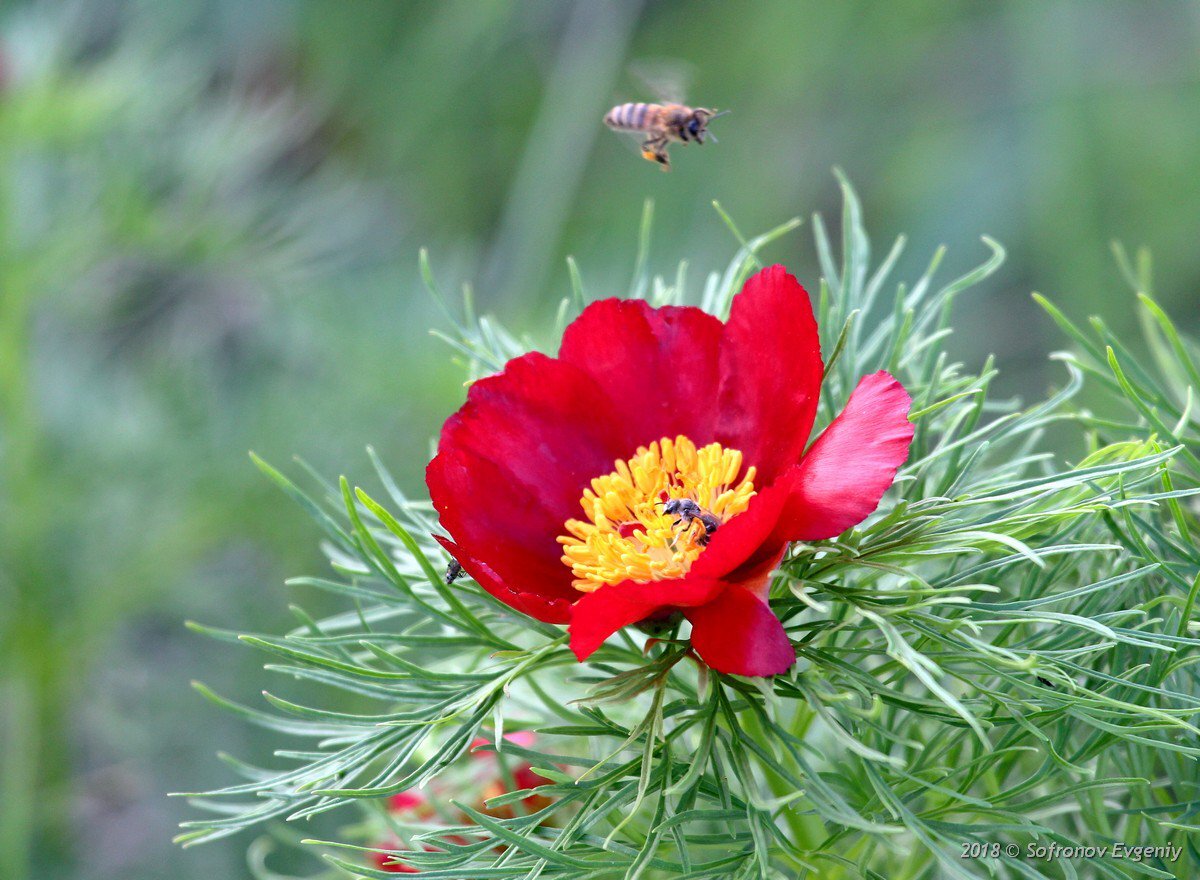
xmin=182 ymin=182 xmax=1200 ymax=879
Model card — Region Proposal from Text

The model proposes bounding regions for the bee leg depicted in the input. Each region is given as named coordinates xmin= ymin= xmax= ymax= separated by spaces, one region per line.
xmin=641 ymin=136 xmax=670 ymax=171
xmin=669 ymin=513 xmax=696 ymax=538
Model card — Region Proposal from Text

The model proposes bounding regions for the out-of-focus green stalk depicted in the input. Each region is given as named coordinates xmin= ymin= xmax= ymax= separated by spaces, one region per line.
xmin=0 ymin=126 xmax=78 ymax=878
xmin=0 ymin=143 xmax=41 ymax=880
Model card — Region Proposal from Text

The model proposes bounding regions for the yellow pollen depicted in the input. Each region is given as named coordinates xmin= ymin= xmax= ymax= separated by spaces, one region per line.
xmin=559 ymin=435 xmax=756 ymax=593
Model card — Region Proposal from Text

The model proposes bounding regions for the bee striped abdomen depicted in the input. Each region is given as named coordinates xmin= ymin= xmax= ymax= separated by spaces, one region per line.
xmin=605 ymin=102 xmax=655 ymax=131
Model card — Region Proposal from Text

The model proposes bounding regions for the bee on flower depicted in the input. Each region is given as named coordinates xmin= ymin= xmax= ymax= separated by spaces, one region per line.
xmin=428 ymin=265 xmax=914 ymax=677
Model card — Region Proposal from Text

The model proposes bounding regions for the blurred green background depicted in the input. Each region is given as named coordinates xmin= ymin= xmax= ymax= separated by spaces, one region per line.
xmin=0 ymin=1 xmax=1196 ymax=877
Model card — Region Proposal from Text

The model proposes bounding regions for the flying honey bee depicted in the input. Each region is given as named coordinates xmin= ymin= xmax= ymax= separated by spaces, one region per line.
xmin=603 ymin=102 xmax=729 ymax=171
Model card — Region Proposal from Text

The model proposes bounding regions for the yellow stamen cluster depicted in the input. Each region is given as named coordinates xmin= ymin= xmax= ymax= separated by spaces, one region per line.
xmin=559 ymin=435 xmax=756 ymax=593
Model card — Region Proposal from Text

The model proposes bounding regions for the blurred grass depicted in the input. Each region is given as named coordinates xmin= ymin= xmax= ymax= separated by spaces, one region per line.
xmin=0 ymin=1 xmax=1196 ymax=878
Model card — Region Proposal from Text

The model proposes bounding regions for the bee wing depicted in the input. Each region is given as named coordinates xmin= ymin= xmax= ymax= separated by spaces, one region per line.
xmin=616 ymin=128 xmax=659 ymax=161
xmin=604 ymin=127 xmax=670 ymax=170
xmin=627 ymin=57 xmax=695 ymax=104
xmin=605 ymin=124 xmax=649 ymax=148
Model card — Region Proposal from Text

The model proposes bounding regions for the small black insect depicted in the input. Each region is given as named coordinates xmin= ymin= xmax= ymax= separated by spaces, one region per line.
xmin=445 ymin=559 xmax=464 ymax=585
xmin=661 ymin=498 xmax=720 ymax=546
xmin=1036 ymin=676 xmax=1056 ymax=689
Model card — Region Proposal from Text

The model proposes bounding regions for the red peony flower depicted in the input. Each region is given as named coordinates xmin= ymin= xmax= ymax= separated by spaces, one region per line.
xmin=428 ymin=265 xmax=913 ymax=676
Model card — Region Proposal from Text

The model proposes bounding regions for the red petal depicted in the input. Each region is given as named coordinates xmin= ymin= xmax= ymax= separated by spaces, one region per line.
xmin=372 ymin=849 xmax=421 ymax=874
xmin=434 ymin=536 xmax=571 ymax=624
xmin=559 ymin=299 xmax=724 ymax=448
xmin=685 ymin=586 xmax=795 ymax=676
xmin=568 ymin=577 xmax=725 ymax=661
xmin=778 ymin=371 xmax=913 ymax=541
xmin=513 ymin=763 xmax=550 ymax=790
xmin=503 ymin=730 xmax=537 ymax=749
xmin=387 ymin=791 xmax=426 ymax=814
xmin=716 ymin=265 xmax=823 ymax=483
xmin=427 ymin=353 xmax=631 ymax=612
xmin=471 ymin=730 xmax=538 ymax=760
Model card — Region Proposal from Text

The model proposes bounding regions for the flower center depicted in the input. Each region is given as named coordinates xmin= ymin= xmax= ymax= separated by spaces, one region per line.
xmin=558 ymin=435 xmax=756 ymax=593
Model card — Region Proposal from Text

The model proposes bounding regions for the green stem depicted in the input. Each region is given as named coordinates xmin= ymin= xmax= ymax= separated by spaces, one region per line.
xmin=0 ymin=144 xmax=71 ymax=880
xmin=741 ymin=702 xmax=825 ymax=854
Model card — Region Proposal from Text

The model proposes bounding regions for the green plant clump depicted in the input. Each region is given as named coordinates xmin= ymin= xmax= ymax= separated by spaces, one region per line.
xmin=180 ymin=180 xmax=1200 ymax=880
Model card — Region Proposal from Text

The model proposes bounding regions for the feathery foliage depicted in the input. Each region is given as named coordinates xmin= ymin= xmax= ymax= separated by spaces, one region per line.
xmin=181 ymin=180 xmax=1200 ymax=879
